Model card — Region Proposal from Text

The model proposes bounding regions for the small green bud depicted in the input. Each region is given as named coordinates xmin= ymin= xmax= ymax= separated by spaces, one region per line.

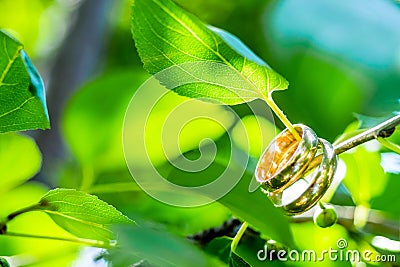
xmin=0 ymin=257 xmax=11 ymax=267
xmin=313 ymin=203 xmax=337 ymax=228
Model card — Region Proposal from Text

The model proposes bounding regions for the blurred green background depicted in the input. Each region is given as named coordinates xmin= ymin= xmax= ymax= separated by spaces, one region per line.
xmin=0 ymin=0 xmax=399 ymax=266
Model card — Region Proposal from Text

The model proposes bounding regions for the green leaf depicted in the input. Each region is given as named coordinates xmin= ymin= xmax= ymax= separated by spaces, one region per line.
xmin=38 ymin=188 xmax=133 ymax=242
xmin=113 ymin=225 xmax=215 ymax=267
xmin=0 ymin=133 xmax=41 ymax=194
xmin=0 ymin=30 xmax=49 ymax=133
xmin=165 ymin=136 xmax=294 ymax=247
xmin=355 ymin=112 xmax=399 ymax=129
xmin=229 ymin=251 xmax=250 ymax=267
xmin=0 ymin=257 xmax=10 ymax=267
xmin=205 ymin=236 xmax=286 ymax=267
xmin=290 ymin=222 xmax=352 ymax=267
xmin=0 ymin=183 xmax=81 ymax=262
xmin=371 ymin=172 xmax=400 ymax=221
xmin=64 ymin=70 xmax=236 ymax=175
xmin=62 ymin=71 xmax=148 ymax=171
xmin=341 ymin=147 xmax=387 ymax=205
xmin=205 ymin=237 xmax=232 ymax=264
xmin=219 ymin=173 xmax=294 ymax=247
xmin=131 ymin=0 xmax=288 ymax=105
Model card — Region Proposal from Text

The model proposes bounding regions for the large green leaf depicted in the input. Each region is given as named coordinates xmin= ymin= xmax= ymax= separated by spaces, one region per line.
xmin=290 ymin=222 xmax=352 ymax=267
xmin=229 ymin=251 xmax=251 ymax=267
xmin=355 ymin=112 xmax=399 ymax=129
xmin=0 ymin=133 xmax=41 ymax=194
xmin=0 ymin=30 xmax=49 ymax=133
xmin=131 ymin=0 xmax=288 ymax=105
xmin=371 ymin=172 xmax=400 ymax=220
xmin=165 ymin=135 xmax=294 ymax=247
xmin=205 ymin=237 xmax=232 ymax=264
xmin=205 ymin=236 xmax=287 ymax=267
xmin=341 ymin=147 xmax=388 ymax=205
xmin=113 ymin=225 xmax=217 ymax=267
xmin=62 ymin=71 xmax=148 ymax=171
xmin=64 ymin=70 xmax=236 ymax=175
xmin=37 ymin=189 xmax=133 ymax=242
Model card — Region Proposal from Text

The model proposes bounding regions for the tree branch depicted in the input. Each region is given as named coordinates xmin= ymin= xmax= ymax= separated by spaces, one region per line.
xmin=291 ymin=205 xmax=399 ymax=240
xmin=334 ymin=114 xmax=400 ymax=155
xmin=189 ymin=205 xmax=399 ymax=249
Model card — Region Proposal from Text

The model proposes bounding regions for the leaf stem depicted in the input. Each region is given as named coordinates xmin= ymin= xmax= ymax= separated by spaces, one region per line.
xmin=231 ymin=221 xmax=248 ymax=252
xmin=378 ymin=138 xmax=400 ymax=154
xmin=2 ymin=232 xmax=115 ymax=249
xmin=263 ymin=95 xmax=301 ymax=141
xmin=4 ymin=203 xmax=42 ymax=223
xmin=334 ymin=114 xmax=400 ymax=154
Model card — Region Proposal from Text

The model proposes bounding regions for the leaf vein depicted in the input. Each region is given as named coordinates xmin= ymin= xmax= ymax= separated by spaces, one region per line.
xmin=0 ymin=96 xmax=36 ymax=119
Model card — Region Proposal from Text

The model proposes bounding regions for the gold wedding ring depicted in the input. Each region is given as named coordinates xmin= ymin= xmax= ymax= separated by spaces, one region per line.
xmin=255 ymin=124 xmax=337 ymax=215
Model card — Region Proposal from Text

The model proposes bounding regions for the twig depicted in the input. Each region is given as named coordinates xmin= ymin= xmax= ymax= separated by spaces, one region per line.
xmin=189 ymin=205 xmax=399 ymax=249
xmin=0 ymin=203 xmax=43 ymax=234
xmin=291 ymin=205 xmax=399 ymax=239
xmin=2 ymin=232 xmax=115 ymax=249
xmin=6 ymin=203 xmax=42 ymax=222
xmin=334 ymin=114 xmax=400 ymax=154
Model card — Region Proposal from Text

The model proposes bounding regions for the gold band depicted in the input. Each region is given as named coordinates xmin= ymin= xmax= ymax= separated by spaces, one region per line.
xmin=255 ymin=124 xmax=337 ymax=215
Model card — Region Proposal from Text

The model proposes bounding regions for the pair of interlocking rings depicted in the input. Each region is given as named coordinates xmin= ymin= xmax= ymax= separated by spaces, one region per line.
xmin=255 ymin=124 xmax=338 ymax=215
